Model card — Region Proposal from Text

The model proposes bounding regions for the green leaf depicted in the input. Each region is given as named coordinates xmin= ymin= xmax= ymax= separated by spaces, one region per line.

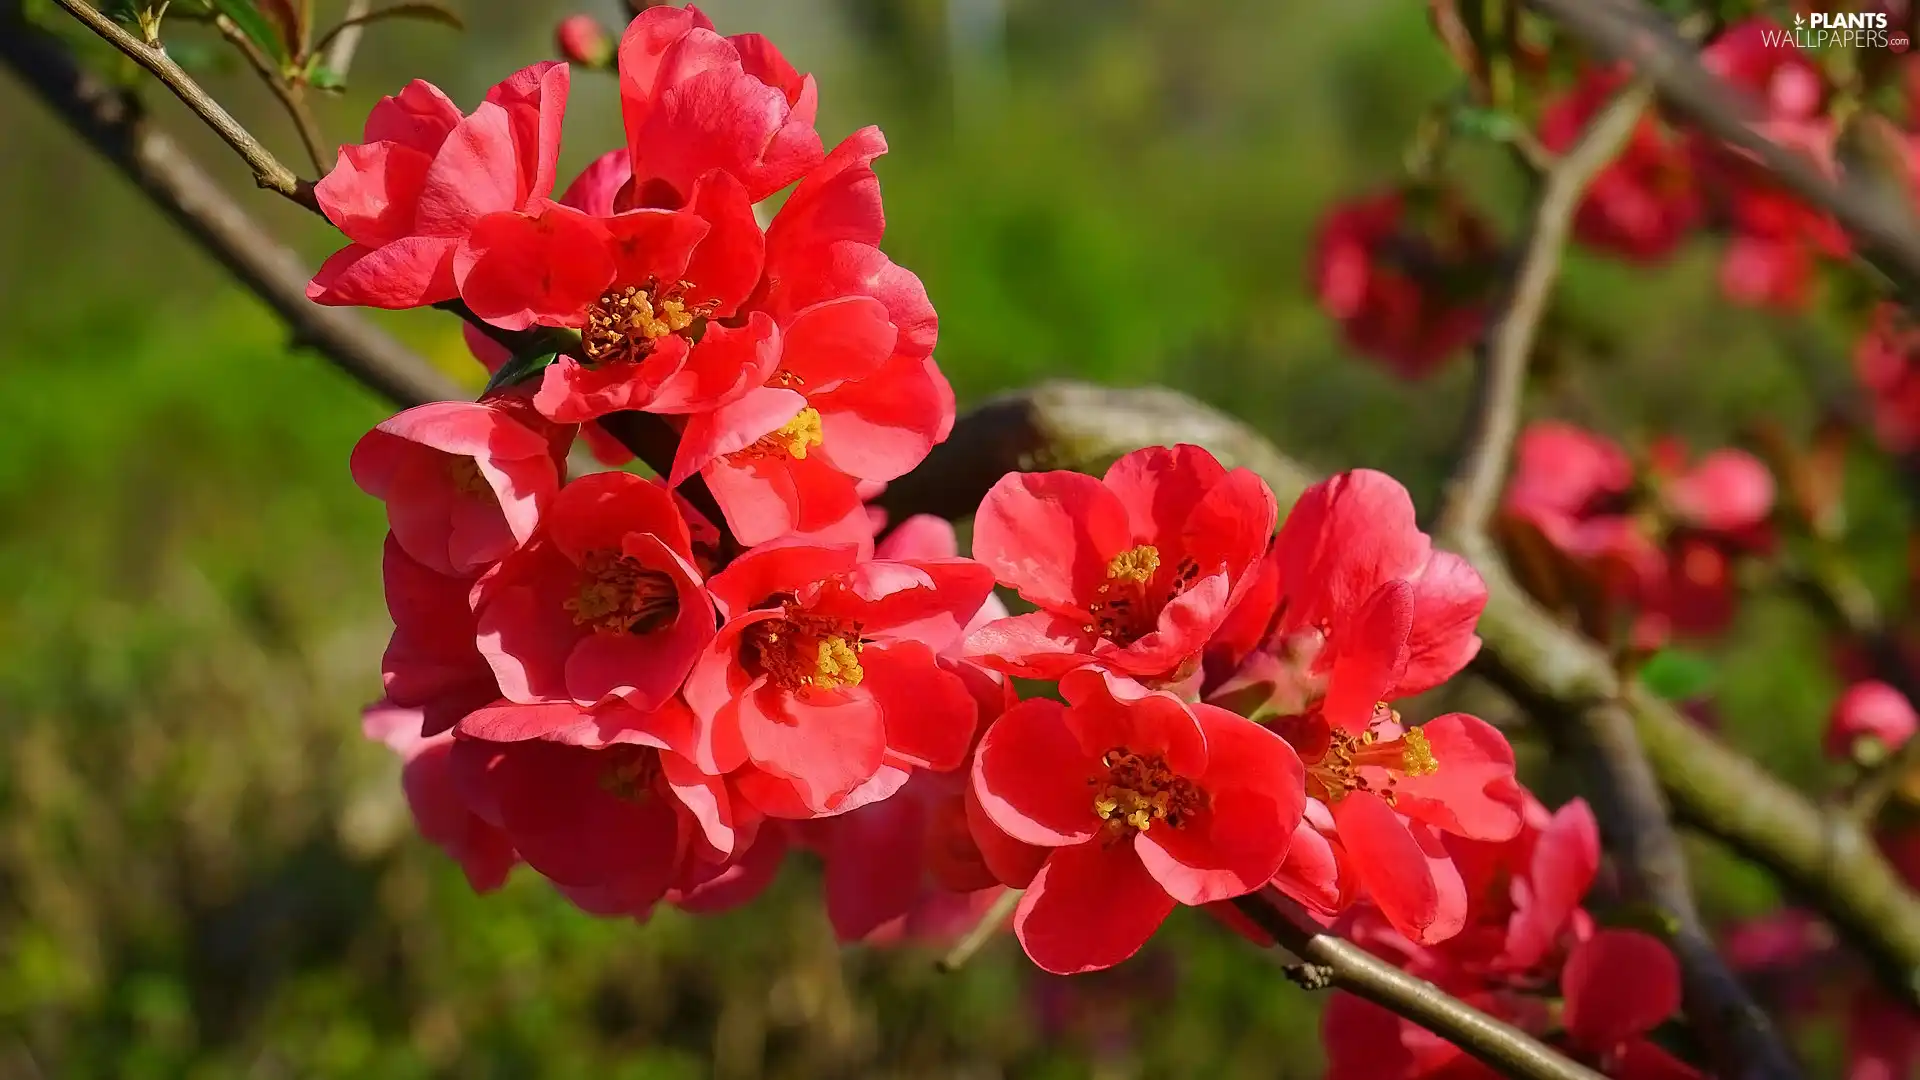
xmin=211 ymin=0 xmax=290 ymax=63
xmin=1640 ymin=647 xmax=1718 ymax=702
xmin=1451 ymin=104 xmax=1526 ymax=143
xmin=306 ymin=62 xmax=346 ymax=91
xmin=482 ymin=350 xmax=560 ymax=396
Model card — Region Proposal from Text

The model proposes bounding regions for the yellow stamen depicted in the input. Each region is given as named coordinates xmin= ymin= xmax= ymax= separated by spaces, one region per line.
xmin=1091 ymin=748 xmax=1206 ymax=837
xmin=745 ymin=604 xmax=866 ymax=694
xmin=1106 ymin=545 xmax=1161 ymax=584
xmin=583 ymin=282 xmax=707 ymax=366
xmin=1400 ymin=728 xmax=1438 ymax=776
xmin=565 ymin=550 xmax=680 ymax=635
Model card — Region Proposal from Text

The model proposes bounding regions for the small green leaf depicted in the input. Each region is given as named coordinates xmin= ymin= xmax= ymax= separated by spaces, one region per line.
xmin=1451 ymin=104 xmax=1526 ymax=143
xmin=306 ymin=62 xmax=346 ymax=90
xmin=211 ymin=0 xmax=290 ymax=63
xmin=1640 ymin=647 xmax=1717 ymax=702
xmin=482 ymin=350 xmax=560 ymax=396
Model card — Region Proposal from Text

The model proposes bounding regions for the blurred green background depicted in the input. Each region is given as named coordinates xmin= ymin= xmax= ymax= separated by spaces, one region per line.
xmin=0 ymin=0 xmax=1901 ymax=1076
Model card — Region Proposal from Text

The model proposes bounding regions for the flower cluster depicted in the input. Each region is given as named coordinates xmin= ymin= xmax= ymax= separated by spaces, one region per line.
xmin=1323 ymin=795 xmax=1700 ymax=1080
xmin=1313 ymin=17 xmax=1863 ymax=376
xmin=325 ymin=10 xmax=1691 ymax=1035
xmin=1500 ymin=421 xmax=1775 ymax=649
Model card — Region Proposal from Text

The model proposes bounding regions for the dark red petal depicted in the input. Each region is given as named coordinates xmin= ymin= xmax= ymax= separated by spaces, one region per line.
xmin=1392 ymin=713 xmax=1525 ymax=842
xmin=972 ymin=698 xmax=1101 ymax=846
xmin=1562 ymin=929 xmax=1683 ymax=1052
xmin=1058 ymin=668 xmax=1208 ymax=777
xmin=1320 ymin=580 xmax=1414 ymax=733
xmin=864 ymin=642 xmax=978 ymax=771
xmin=1101 ymin=444 xmax=1228 ymax=549
xmin=1331 ymin=791 xmax=1467 ymax=944
xmin=971 ymin=470 xmax=1132 ymax=611
xmin=1013 ymin=842 xmax=1176 ymax=974
xmin=1135 ymin=705 xmax=1305 ymax=904
xmin=1395 ymin=551 xmax=1488 ymax=696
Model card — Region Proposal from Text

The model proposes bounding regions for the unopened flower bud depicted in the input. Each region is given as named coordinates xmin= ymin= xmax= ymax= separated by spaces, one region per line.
xmin=556 ymin=14 xmax=614 ymax=69
xmin=1827 ymin=680 xmax=1918 ymax=764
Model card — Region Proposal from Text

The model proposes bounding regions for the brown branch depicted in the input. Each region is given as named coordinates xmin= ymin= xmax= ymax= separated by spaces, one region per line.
xmin=1437 ymin=82 xmax=1653 ymax=540
xmin=319 ymin=0 xmax=373 ymax=79
xmin=1427 ymin=32 xmax=1795 ymax=1076
xmin=213 ymin=12 xmax=330 ymax=175
xmin=1524 ymin=0 xmax=1920 ymax=302
xmin=0 ymin=2 xmax=455 ymax=405
xmin=936 ymin=889 xmax=1018 ymax=973
xmin=1232 ymin=889 xmax=1606 ymax=1080
xmin=47 ymin=0 xmax=317 ymax=208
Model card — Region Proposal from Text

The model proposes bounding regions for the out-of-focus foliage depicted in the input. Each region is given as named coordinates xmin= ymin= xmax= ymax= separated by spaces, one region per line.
xmin=0 ymin=0 xmax=1884 ymax=1075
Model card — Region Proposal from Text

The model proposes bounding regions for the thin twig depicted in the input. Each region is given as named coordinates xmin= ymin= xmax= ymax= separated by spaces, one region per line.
xmin=0 ymin=2 xmax=450 ymax=404
xmin=1436 ymin=82 xmax=1654 ymax=542
xmin=48 ymin=0 xmax=316 ymax=208
xmin=213 ymin=13 xmax=330 ymax=175
xmin=1233 ymin=889 xmax=1605 ymax=1080
xmin=320 ymin=0 xmax=372 ymax=80
xmin=936 ymin=889 xmax=1018 ymax=973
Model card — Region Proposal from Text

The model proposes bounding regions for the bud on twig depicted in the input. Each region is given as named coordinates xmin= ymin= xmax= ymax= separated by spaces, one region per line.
xmin=555 ymin=14 xmax=613 ymax=69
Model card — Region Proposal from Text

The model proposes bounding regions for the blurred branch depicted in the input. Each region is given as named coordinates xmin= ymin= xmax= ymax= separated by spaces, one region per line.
xmin=48 ymin=0 xmax=318 ymax=209
xmin=214 ymin=12 xmax=330 ymax=175
xmin=1232 ymin=889 xmax=1605 ymax=1080
xmin=1524 ymin=0 xmax=1920 ymax=304
xmin=883 ymin=383 xmax=1920 ymax=1057
xmin=317 ymin=0 xmax=372 ymax=75
xmin=1437 ymin=80 xmax=1653 ymax=542
xmin=1429 ymin=36 xmax=1794 ymax=1076
xmin=936 ymin=889 xmax=1018 ymax=973
xmin=0 ymin=0 xmax=455 ymax=405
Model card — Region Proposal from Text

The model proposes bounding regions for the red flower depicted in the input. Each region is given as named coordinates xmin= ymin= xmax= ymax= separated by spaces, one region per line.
xmin=1311 ymin=190 xmax=1496 ymax=378
xmin=683 ymin=542 xmax=994 ymax=816
xmin=1502 ymin=423 xmax=1773 ymax=643
xmin=965 ymin=444 xmax=1277 ymax=685
xmin=351 ymin=400 xmax=566 ymax=577
xmin=1827 ymin=680 xmax=1919 ymax=764
xmin=668 ymin=129 xmax=950 ymax=544
xmin=1538 ymin=69 xmax=1699 ymax=262
xmin=448 ymin=735 xmax=733 ymax=917
xmin=364 ymin=701 xmax=516 ymax=892
xmin=473 ymin=471 xmax=715 ymax=711
xmin=801 ymin=769 xmax=1008 ymax=944
xmin=1698 ymin=19 xmax=1847 ymax=312
xmin=970 ymin=669 xmax=1306 ymax=973
xmin=613 ymin=4 xmax=822 ymax=208
xmin=1208 ymin=469 xmax=1488 ymax=720
xmin=380 ymin=536 xmax=500 ymax=737
xmin=309 ymin=64 xmax=570 ymax=308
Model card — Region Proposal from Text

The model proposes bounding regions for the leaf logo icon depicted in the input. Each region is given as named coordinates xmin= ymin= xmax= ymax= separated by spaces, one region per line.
xmin=1794 ymin=12 xmax=1805 ymax=26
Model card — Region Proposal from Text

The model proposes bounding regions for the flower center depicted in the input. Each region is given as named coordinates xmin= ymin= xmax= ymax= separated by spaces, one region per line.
xmin=1306 ymin=713 xmax=1439 ymax=805
xmin=599 ymin=747 xmax=663 ymax=803
xmin=582 ymin=281 xmax=709 ymax=367
xmin=565 ymin=549 xmax=680 ymax=635
xmin=743 ymin=604 xmax=865 ymax=694
xmin=1091 ymin=748 xmax=1206 ymax=836
xmin=1084 ymin=544 xmax=1200 ymax=646
xmin=731 ymin=408 xmax=824 ymax=463
xmin=445 ymin=455 xmax=493 ymax=498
